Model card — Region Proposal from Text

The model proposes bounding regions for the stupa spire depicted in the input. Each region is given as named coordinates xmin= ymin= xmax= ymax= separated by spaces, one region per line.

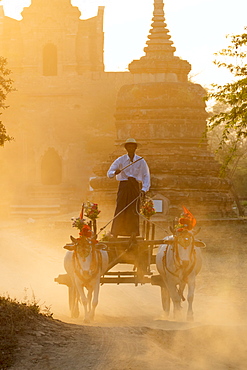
xmin=144 ymin=0 xmax=176 ymax=59
xmin=0 ymin=3 xmax=4 ymax=17
xmin=129 ymin=0 xmax=191 ymax=81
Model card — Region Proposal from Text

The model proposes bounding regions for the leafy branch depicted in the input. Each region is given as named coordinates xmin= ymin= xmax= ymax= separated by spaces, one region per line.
xmin=206 ymin=28 xmax=247 ymax=171
xmin=0 ymin=56 xmax=14 ymax=146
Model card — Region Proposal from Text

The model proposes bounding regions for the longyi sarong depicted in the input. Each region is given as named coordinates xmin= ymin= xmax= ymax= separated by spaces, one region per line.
xmin=111 ymin=177 xmax=140 ymax=237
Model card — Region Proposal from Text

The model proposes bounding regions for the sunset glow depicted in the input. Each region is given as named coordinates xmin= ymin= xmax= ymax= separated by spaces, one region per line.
xmin=1 ymin=0 xmax=247 ymax=86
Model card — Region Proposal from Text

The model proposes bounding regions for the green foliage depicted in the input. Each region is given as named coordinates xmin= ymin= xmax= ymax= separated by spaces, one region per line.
xmin=208 ymin=125 xmax=247 ymax=198
xmin=206 ymin=28 xmax=247 ymax=170
xmin=0 ymin=56 xmax=14 ymax=146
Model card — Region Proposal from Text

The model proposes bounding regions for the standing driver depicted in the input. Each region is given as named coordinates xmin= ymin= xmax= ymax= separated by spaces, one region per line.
xmin=107 ymin=138 xmax=150 ymax=241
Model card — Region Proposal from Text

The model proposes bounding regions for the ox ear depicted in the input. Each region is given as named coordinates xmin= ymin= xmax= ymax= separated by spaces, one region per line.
xmin=194 ymin=239 xmax=206 ymax=248
xmin=64 ymin=243 xmax=76 ymax=251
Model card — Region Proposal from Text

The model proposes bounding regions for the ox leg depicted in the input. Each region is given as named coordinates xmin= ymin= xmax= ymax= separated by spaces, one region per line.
xmin=89 ymin=280 xmax=100 ymax=321
xmin=87 ymin=289 xmax=92 ymax=313
xmin=178 ymin=281 xmax=186 ymax=302
xmin=87 ymin=288 xmax=94 ymax=321
xmin=168 ymin=283 xmax=183 ymax=320
xmin=187 ymin=279 xmax=195 ymax=322
xmin=64 ymin=252 xmax=80 ymax=319
xmin=160 ymin=286 xmax=170 ymax=318
xmin=69 ymin=286 xmax=79 ymax=319
xmin=76 ymin=283 xmax=89 ymax=323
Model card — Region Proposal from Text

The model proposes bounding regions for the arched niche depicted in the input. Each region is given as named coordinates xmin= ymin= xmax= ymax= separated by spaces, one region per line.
xmin=43 ymin=43 xmax=58 ymax=76
xmin=41 ymin=148 xmax=62 ymax=185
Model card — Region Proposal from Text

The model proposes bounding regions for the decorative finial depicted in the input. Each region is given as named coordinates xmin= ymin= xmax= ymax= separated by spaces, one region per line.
xmin=128 ymin=0 xmax=191 ymax=81
xmin=144 ymin=0 xmax=176 ymax=59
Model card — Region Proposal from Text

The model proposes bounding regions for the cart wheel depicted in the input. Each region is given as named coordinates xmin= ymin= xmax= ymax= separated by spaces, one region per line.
xmin=68 ymin=286 xmax=79 ymax=318
xmin=161 ymin=286 xmax=170 ymax=315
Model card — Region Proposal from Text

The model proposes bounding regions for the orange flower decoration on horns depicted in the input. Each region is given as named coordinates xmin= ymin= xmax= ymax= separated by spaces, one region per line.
xmin=177 ymin=206 xmax=197 ymax=231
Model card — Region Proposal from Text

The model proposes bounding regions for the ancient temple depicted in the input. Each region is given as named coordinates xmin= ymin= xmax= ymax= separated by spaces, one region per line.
xmin=90 ymin=0 xmax=235 ymax=220
xmin=0 ymin=0 xmax=135 ymax=215
xmin=0 ymin=0 xmax=235 ymax=218
xmin=1 ymin=0 xmax=104 ymax=74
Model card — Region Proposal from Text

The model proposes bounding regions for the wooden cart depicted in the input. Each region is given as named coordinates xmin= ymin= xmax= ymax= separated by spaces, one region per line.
xmin=54 ymin=218 xmax=167 ymax=308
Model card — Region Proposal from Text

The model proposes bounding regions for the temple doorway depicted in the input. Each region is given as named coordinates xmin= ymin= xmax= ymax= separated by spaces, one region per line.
xmin=43 ymin=43 xmax=58 ymax=76
xmin=41 ymin=148 xmax=62 ymax=185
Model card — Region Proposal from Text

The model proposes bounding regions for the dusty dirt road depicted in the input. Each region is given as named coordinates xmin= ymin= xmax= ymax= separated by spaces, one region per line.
xmin=1 ymin=215 xmax=247 ymax=369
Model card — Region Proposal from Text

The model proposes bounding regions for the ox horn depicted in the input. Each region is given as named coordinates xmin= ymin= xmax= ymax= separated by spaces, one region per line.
xmin=193 ymin=227 xmax=201 ymax=236
xmin=70 ymin=235 xmax=78 ymax=243
xmin=169 ymin=226 xmax=175 ymax=235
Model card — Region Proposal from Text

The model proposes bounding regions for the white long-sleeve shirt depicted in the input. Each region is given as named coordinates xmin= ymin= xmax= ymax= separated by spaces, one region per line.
xmin=107 ymin=154 xmax=150 ymax=192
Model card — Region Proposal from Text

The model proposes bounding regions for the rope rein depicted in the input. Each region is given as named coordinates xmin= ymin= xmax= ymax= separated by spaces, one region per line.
xmin=97 ymin=193 xmax=168 ymax=239
xmin=73 ymin=248 xmax=102 ymax=286
xmin=96 ymin=194 xmax=141 ymax=238
xmin=136 ymin=199 xmax=169 ymax=236
xmin=163 ymin=235 xmax=197 ymax=282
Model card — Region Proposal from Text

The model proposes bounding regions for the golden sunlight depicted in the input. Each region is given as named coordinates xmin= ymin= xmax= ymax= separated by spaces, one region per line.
xmin=1 ymin=0 xmax=247 ymax=85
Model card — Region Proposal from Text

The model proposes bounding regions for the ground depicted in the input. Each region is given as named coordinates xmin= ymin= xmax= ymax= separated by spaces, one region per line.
xmin=1 ymin=215 xmax=247 ymax=369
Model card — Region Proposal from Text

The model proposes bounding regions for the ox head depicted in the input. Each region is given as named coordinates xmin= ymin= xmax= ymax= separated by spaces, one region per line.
xmin=174 ymin=229 xmax=205 ymax=268
xmin=175 ymin=229 xmax=194 ymax=266
xmin=76 ymin=237 xmax=91 ymax=260
xmin=64 ymin=235 xmax=91 ymax=260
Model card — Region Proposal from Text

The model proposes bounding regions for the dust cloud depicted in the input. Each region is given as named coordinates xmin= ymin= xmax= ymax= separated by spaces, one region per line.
xmin=1 ymin=214 xmax=247 ymax=369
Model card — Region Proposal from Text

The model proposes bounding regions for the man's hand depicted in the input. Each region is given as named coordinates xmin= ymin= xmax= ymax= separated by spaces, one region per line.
xmin=115 ymin=169 xmax=121 ymax=175
xmin=140 ymin=190 xmax=146 ymax=199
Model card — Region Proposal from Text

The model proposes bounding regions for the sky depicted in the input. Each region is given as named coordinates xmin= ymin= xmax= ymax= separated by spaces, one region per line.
xmin=1 ymin=0 xmax=247 ymax=87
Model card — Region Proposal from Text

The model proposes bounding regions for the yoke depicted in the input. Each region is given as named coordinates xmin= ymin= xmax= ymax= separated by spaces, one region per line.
xmin=55 ymin=219 xmax=166 ymax=287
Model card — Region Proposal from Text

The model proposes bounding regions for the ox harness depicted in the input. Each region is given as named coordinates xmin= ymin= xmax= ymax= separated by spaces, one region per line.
xmin=162 ymin=232 xmax=197 ymax=283
xmin=73 ymin=242 xmax=103 ymax=288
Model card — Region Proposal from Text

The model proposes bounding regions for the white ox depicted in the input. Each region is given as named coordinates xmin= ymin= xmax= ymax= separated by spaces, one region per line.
xmin=156 ymin=229 xmax=205 ymax=321
xmin=64 ymin=236 xmax=108 ymax=323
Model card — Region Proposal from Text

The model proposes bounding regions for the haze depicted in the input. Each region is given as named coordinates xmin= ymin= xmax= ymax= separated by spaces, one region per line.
xmin=1 ymin=1 xmax=247 ymax=368
xmin=1 ymin=0 xmax=247 ymax=86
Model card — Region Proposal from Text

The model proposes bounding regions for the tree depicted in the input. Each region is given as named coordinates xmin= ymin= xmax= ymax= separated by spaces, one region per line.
xmin=207 ymin=122 xmax=247 ymax=199
xmin=206 ymin=28 xmax=247 ymax=170
xmin=0 ymin=56 xmax=14 ymax=146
